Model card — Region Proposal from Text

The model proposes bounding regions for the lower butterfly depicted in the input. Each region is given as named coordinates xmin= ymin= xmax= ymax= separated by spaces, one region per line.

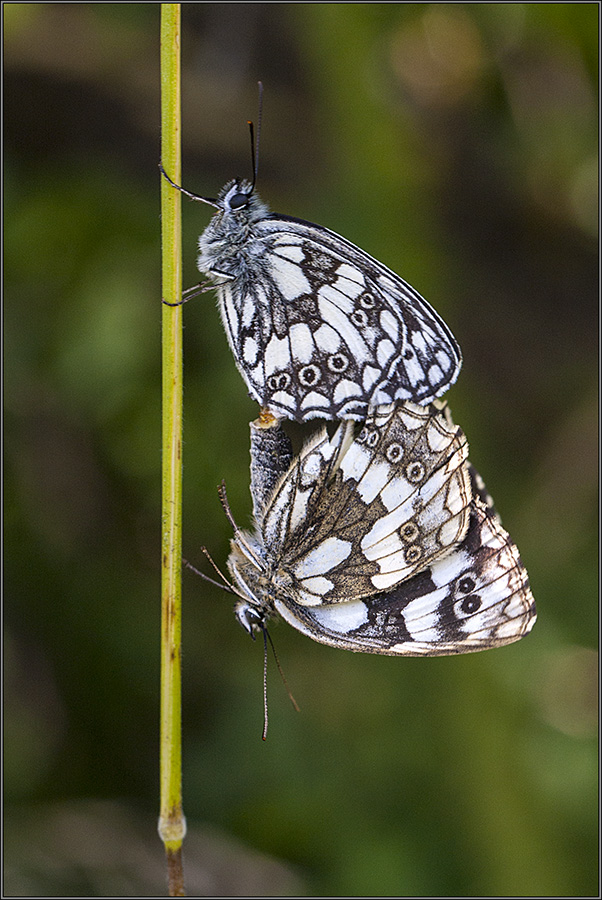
xmin=215 ymin=402 xmax=536 ymax=656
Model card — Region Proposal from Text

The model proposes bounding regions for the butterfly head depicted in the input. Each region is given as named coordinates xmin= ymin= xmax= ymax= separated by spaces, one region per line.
xmin=234 ymin=599 xmax=267 ymax=639
xmin=216 ymin=179 xmax=269 ymax=221
xmin=159 ymin=165 xmax=267 ymax=218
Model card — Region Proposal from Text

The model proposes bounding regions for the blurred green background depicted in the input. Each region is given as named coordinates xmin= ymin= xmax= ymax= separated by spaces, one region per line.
xmin=5 ymin=4 xmax=598 ymax=896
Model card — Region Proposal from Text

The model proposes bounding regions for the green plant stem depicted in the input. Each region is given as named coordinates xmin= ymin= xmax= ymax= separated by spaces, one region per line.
xmin=159 ymin=4 xmax=186 ymax=897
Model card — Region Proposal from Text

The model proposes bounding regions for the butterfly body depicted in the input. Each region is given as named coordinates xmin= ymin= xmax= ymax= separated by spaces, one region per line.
xmin=197 ymin=179 xmax=271 ymax=279
xmin=249 ymin=412 xmax=294 ymax=520
xmin=196 ymin=180 xmax=462 ymax=422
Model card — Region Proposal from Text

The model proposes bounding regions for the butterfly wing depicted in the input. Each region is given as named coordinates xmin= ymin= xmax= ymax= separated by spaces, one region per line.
xmin=260 ymin=401 xmax=472 ymax=606
xmin=259 ymin=419 xmax=355 ymax=550
xmin=468 ymin=462 xmax=500 ymax=523
xmin=216 ymin=215 xmax=462 ymax=422
xmin=227 ymin=418 xmax=354 ymax=611
xmin=273 ymin=498 xmax=536 ymax=655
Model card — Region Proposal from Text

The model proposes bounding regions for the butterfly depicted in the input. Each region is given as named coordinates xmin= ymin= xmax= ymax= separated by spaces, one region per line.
xmin=161 ymin=169 xmax=462 ymax=423
xmin=219 ymin=402 xmax=536 ymax=655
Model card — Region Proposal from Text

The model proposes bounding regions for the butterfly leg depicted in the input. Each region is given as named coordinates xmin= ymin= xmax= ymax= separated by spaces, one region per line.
xmin=162 ymin=280 xmax=215 ymax=307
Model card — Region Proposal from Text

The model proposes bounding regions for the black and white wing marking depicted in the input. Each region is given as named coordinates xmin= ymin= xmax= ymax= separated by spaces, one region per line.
xmin=273 ymin=499 xmax=537 ymax=655
xmin=230 ymin=401 xmax=472 ymax=610
xmin=197 ymin=181 xmax=462 ymax=422
xmin=468 ymin=463 xmax=500 ymax=523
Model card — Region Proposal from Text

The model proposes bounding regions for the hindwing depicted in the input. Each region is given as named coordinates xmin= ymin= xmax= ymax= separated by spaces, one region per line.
xmin=273 ymin=498 xmax=537 ymax=655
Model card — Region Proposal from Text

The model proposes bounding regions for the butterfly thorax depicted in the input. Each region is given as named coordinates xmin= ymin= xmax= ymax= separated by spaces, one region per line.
xmin=227 ymin=532 xmax=295 ymax=631
xmin=197 ymin=180 xmax=271 ymax=280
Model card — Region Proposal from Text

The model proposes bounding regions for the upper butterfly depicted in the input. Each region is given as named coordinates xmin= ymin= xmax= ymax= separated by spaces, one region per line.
xmin=161 ymin=167 xmax=462 ymax=422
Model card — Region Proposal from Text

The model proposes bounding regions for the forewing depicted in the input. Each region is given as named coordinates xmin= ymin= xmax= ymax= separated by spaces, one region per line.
xmin=277 ymin=401 xmax=472 ymax=606
xmin=260 ymin=419 xmax=355 ymax=558
xmin=217 ymin=217 xmax=462 ymax=422
xmin=274 ymin=499 xmax=536 ymax=655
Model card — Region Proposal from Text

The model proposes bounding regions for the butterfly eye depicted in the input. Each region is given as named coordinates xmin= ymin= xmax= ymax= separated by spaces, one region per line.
xmin=358 ymin=291 xmax=377 ymax=310
xmin=404 ymin=544 xmax=422 ymax=564
xmin=454 ymin=576 xmax=482 ymax=617
xmin=267 ymin=372 xmax=291 ymax=391
xmin=235 ymin=601 xmax=264 ymax=636
xmin=229 ymin=192 xmax=250 ymax=210
xmin=350 ymin=309 xmax=369 ymax=328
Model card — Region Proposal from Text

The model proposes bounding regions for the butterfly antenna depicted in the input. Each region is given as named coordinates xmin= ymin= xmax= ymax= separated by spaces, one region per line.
xmin=248 ymin=80 xmax=263 ymax=194
xmin=159 ymin=162 xmax=219 ymax=208
xmin=194 ymin=546 xmax=239 ymax=591
xmin=183 ymin=555 xmax=238 ymax=595
xmin=259 ymin=623 xmax=300 ymax=741
xmin=261 ymin=626 xmax=269 ymax=740
xmin=218 ymin=481 xmax=265 ymax=570
xmin=265 ymin=627 xmax=300 ymax=713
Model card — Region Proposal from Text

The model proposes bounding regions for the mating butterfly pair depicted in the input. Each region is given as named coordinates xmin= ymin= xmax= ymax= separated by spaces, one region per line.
xmin=163 ymin=154 xmax=535 ymax=657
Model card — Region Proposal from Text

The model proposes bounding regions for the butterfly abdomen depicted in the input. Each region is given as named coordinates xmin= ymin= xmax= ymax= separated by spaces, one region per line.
xmin=250 ymin=416 xmax=294 ymax=522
